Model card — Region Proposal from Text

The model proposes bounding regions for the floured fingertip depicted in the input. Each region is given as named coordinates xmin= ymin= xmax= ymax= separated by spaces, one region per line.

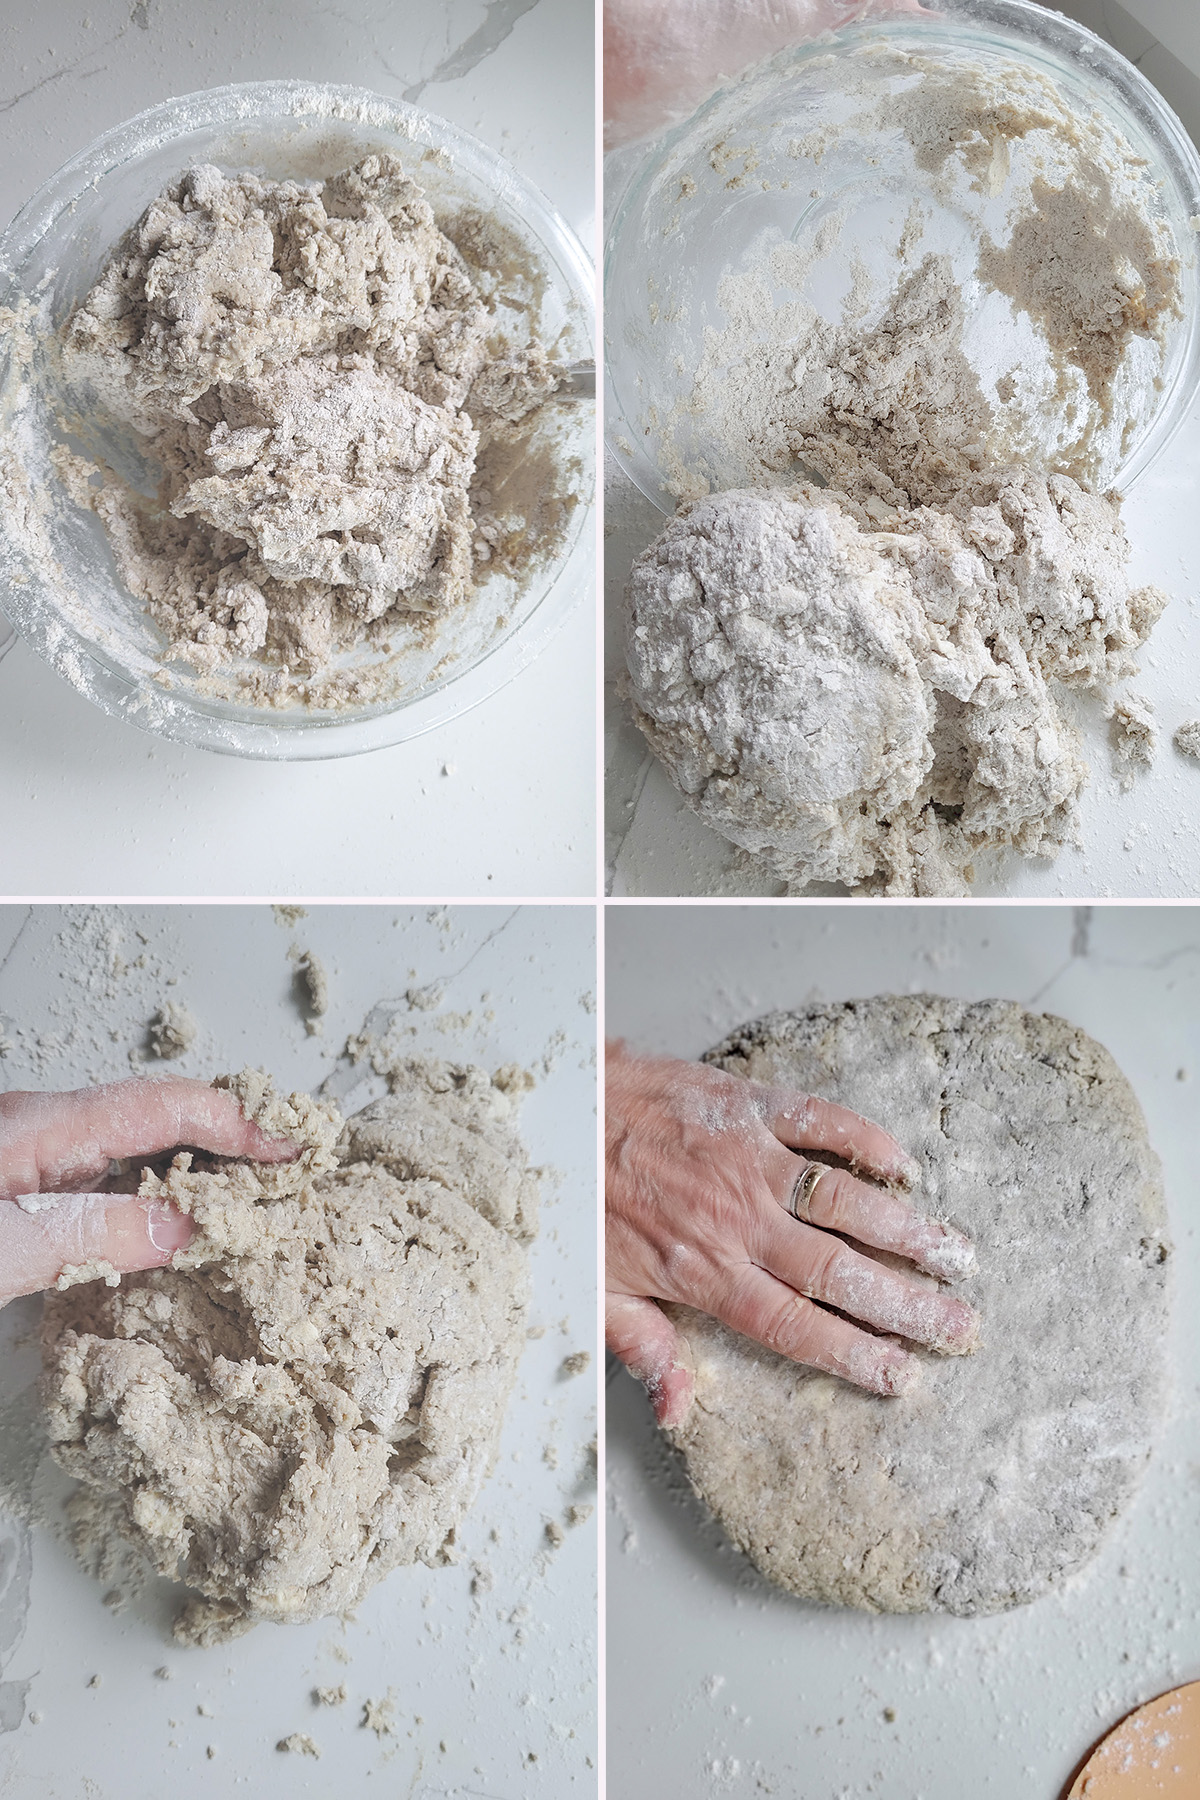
xmin=919 ymin=1223 xmax=977 ymax=1283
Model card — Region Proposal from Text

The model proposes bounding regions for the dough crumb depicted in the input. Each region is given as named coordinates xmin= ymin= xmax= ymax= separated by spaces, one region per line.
xmin=206 ymin=1746 xmax=216 ymax=1760
xmin=272 ymin=905 xmax=308 ymax=927
xmin=149 ymin=1001 xmax=198 ymax=1061
xmin=361 ymin=1695 xmax=395 ymax=1739
xmin=277 ymin=1733 xmax=320 ymax=1758
xmin=290 ymin=948 xmax=329 ymax=1035
xmin=494 ymin=1063 xmax=536 ymax=1096
xmin=567 ymin=1504 xmax=594 ymax=1528
xmin=1173 ymin=719 xmax=1200 ymax=760
xmin=313 ymin=1685 xmax=347 ymax=1708
xmin=55 ymin=1259 xmax=121 ymax=1291
xmin=559 ymin=1350 xmax=591 ymax=1378
xmin=1109 ymin=692 xmax=1158 ymax=788
xmin=544 ymin=1519 xmax=566 ymax=1549
xmin=154 ymin=1667 xmax=173 ymax=1680
xmin=87 ymin=1674 xmax=101 ymax=1689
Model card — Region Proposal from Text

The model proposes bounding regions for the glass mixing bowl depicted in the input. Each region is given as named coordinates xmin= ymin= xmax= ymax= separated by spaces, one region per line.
xmin=605 ymin=0 xmax=1200 ymax=515
xmin=0 ymin=82 xmax=594 ymax=760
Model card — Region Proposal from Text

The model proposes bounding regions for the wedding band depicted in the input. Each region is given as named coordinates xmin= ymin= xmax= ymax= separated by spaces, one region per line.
xmin=788 ymin=1163 xmax=827 ymax=1223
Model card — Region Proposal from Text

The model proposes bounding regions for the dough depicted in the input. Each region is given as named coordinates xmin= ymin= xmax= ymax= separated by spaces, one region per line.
xmin=626 ymin=482 xmax=1163 ymax=894
xmin=148 ymin=1000 xmax=198 ymax=1060
xmin=53 ymin=155 xmax=558 ymax=690
xmin=40 ymin=1061 xmax=538 ymax=1644
xmin=664 ymin=996 xmax=1170 ymax=1615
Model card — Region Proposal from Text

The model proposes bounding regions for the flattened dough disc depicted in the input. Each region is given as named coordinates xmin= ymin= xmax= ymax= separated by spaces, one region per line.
xmin=1065 ymin=1682 xmax=1200 ymax=1797
xmin=666 ymin=996 xmax=1171 ymax=1615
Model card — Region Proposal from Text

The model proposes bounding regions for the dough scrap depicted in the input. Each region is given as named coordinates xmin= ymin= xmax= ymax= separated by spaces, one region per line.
xmin=1174 ymin=719 xmax=1200 ymax=760
xmin=148 ymin=1000 xmax=198 ymax=1060
xmin=1109 ymin=692 xmax=1157 ymax=789
xmin=664 ymin=996 xmax=1170 ymax=1615
xmin=40 ymin=1062 xmax=537 ymax=1644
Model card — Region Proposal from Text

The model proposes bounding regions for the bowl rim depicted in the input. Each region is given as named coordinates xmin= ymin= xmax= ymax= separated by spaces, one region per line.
xmin=0 ymin=79 xmax=596 ymax=762
xmin=604 ymin=0 xmax=1200 ymax=515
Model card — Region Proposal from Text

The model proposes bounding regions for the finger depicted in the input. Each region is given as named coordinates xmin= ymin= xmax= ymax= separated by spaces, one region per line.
xmin=765 ymin=1091 xmax=920 ymax=1188
xmin=759 ymin=1140 xmax=976 ymax=1281
xmin=714 ymin=1263 xmax=919 ymax=1396
xmin=754 ymin=1210 xmax=979 ymax=1354
xmin=606 ymin=1291 xmax=695 ymax=1429
xmin=0 ymin=1193 xmax=194 ymax=1305
xmin=0 ymin=1080 xmax=298 ymax=1201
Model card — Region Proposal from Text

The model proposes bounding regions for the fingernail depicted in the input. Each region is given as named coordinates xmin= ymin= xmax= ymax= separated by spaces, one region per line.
xmin=876 ymin=1350 xmax=920 ymax=1397
xmin=920 ymin=1223 xmax=977 ymax=1283
xmin=146 ymin=1202 xmax=194 ymax=1257
xmin=927 ymin=1297 xmax=981 ymax=1356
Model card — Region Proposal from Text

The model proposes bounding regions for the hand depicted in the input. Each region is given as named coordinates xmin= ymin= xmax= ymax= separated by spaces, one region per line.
xmin=605 ymin=1044 xmax=979 ymax=1427
xmin=604 ymin=0 xmax=928 ymax=148
xmin=0 ymin=1079 xmax=297 ymax=1307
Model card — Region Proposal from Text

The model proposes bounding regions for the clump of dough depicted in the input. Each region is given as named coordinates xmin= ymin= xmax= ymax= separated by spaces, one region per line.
xmin=290 ymin=948 xmax=329 ymax=1036
xmin=625 ymin=482 xmax=1166 ymax=895
xmin=148 ymin=1000 xmax=198 ymax=1060
xmin=1109 ymin=692 xmax=1157 ymax=789
xmin=54 ymin=155 xmax=558 ymax=685
xmin=40 ymin=1062 xmax=538 ymax=1645
xmin=1174 ymin=720 xmax=1200 ymax=760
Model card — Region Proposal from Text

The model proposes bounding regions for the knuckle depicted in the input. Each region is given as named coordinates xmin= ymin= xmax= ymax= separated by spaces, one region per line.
xmin=812 ymin=1167 xmax=855 ymax=1231
xmin=795 ymin=1229 xmax=845 ymax=1297
xmin=746 ymin=1285 xmax=822 ymax=1363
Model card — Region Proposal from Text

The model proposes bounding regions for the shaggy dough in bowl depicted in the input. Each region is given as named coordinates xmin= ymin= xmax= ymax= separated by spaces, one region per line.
xmin=40 ymin=1062 xmax=537 ymax=1645
xmin=664 ymin=996 xmax=1170 ymax=1615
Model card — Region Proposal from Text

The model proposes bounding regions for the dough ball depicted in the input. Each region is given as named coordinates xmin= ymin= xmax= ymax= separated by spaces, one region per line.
xmin=664 ymin=996 xmax=1170 ymax=1615
xmin=624 ymin=490 xmax=934 ymax=887
xmin=40 ymin=1064 xmax=535 ymax=1645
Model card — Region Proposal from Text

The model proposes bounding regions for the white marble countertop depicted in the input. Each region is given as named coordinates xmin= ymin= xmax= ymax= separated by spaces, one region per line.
xmin=0 ymin=0 xmax=596 ymax=899
xmin=606 ymin=901 xmax=1200 ymax=1800
xmin=0 ymin=901 xmax=598 ymax=1800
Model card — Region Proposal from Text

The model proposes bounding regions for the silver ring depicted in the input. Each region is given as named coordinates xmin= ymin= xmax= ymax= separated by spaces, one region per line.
xmin=788 ymin=1163 xmax=827 ymax=1223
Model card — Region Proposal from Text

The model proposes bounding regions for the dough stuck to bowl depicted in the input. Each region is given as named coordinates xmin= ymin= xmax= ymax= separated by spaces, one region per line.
xmin=40 ymin=1062 xmax=538 ymax=1645
xmin=664 ymin=995 xmax=1170 ymax=1615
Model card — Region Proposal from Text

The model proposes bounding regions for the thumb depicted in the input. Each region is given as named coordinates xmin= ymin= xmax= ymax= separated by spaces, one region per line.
xmin=0 ymin=1193 xmax=194 ymax=1306
xmin=606 ymin=1291 xmax=695 ymax=1429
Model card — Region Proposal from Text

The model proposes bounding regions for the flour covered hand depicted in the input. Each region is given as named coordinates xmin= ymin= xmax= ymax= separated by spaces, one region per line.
xmin=603 ymin=0 xmax=925 ymax=147
xmin=604 ymin=1043 xmax=978 ymax=1426
xmin=0 ymin=1078 xmax=296 ymax=1306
